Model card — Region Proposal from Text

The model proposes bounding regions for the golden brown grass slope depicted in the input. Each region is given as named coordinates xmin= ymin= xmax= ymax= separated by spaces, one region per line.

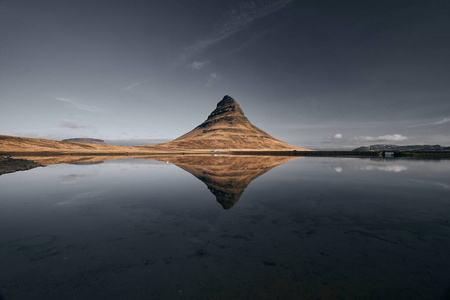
xmin=0 ymin=135 xmax=162 ymax=154
xmin=141 ymin=95 xmax=311 ymax=151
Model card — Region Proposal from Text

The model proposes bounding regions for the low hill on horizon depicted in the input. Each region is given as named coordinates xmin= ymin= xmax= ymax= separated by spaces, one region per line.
xmin=353 ymin=144 xmax=450 ymax=152
xmin=62 ymin=138 xmax=105 ymax=144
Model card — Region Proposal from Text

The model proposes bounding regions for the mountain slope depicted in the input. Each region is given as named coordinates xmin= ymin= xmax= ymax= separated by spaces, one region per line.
xmin=152 ymin=95 xmax=310 ymax=151
xmin=0 ymin=135 xmax=156 ymax=153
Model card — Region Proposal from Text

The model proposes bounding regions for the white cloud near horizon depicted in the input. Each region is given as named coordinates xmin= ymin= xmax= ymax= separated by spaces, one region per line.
xmin=55 ymin=97 xmax=102 ymax=113
xmin=353 ymin=134 xmax=408 ymax=142
xmin=181 ymin=0 xmax=294 ymax=61
xmin=58 ymin=119 xmax=94 ymax=129
xmin=333 ymin=133 xmax=343 ymax=139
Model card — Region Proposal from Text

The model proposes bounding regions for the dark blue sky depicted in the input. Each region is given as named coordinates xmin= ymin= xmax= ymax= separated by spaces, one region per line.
xmin=1 ymin=0 xmax=449 ymax=149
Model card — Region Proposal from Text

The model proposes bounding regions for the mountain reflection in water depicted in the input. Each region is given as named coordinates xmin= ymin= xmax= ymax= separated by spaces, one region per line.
xmin=151 ymin=155 xmax=298 ymax=209
xmin=3 ymin=155 xmax=298 ymax=209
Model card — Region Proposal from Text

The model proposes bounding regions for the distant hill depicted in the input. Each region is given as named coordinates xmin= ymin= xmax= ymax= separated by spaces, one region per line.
xmin=62 ymin=138 xmax=105 ymax=144
xmin=146 ymin=95 xmax=311 ymax=151
xmin=353 ymin=144 xmax=450 ymax=151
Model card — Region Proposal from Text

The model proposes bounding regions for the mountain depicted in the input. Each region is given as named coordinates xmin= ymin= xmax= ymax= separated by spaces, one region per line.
xmin=152 ymin=155 xmax=298 ymax=209
xmin=62 ymin=138 xmax=105 ymax=144
xmin=353 ymin=144 xmax=450 ymax=152
xmin=149 ymin=95 xmax=310 ymax=151
xmin=1 ymin=95 xmax=310 ymax=153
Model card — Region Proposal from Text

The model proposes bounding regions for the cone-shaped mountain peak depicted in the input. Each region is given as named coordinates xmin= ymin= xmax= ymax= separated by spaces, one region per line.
xmin=154 ymin=95 xmax=311 ymax=151
xmin=200 ymin=95 xmax=247 ymax=129
xmin=210 ymin=95 xmax=245 ymax=118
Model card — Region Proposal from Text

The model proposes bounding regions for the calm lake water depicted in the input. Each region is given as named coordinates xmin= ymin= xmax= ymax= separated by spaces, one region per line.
xmin=0 ymin=156 xmax=449 ymax=300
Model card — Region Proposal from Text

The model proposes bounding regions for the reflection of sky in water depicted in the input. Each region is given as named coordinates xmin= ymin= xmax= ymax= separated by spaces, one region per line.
xmin=0 ymin=157 xmax=449 ymax=300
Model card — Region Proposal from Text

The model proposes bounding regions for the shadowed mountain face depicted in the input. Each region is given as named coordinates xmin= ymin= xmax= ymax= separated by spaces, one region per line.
xmin=152 ymin=155 xmax=299 ymax=209
xmin=154 ymin=96 xmax=310 ymax=151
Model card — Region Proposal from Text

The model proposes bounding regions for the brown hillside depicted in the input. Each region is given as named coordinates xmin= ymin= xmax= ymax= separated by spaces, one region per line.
xmin=0 ymin=135 xmax=160 ymax=154
xmin=146 ymin=95 xmax=311 ymax=151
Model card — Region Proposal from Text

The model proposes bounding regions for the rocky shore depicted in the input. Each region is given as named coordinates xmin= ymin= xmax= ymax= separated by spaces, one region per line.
xmin=0 ymin=157 xmax=42 ymax=176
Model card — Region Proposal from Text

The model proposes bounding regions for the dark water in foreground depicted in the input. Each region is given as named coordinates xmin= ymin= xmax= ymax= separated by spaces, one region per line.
xmin=0 ymin=156 xmax=449 ymax=300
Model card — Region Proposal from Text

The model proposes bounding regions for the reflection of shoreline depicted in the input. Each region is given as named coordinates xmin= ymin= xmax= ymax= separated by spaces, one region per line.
xmin=151 ymin=155 xmax=299 ymax=209
xmin=67 ymin=161 xmax=104 ymax=165
xmin=12 ymin=155 xmax=151 ymax=166
xmin=0 ymin=158 xmax=42 ymax=176
xmin=2 ymin=154 xmax=300 ymax=208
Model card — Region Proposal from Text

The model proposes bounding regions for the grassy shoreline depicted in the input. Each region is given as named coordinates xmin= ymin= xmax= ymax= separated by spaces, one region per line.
xmin=2 ymin=150 xmax=450 ymax=158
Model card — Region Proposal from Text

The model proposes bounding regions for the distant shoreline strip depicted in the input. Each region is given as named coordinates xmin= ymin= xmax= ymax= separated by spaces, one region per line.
xmin=1 ymin=151 xmax=450 ymax=158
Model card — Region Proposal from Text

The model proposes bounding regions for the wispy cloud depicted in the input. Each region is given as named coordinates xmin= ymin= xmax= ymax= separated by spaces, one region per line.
xmin=121 ymin=80 xmax=149 ymax=91
xmin=56 ymin=97 xmax=102 ymax=113
xmin=206 ymin=72 xmax=219 ymax=86
xmin=181 ymin=0 xmax=294 ymax=61
xmin=353 ymin=134 xmax=408 ymax=142
xmin=121 ymin=0 xmax=293 ymax=92
xmin=410 ymin=117 xmax=450 ymax=127
xmin=188 ymin=61 xmax=208 ymax=70
xmin=58 ymin=119 xmax=94 ymax=129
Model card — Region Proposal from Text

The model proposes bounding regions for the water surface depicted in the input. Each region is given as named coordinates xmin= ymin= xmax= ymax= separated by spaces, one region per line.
xmin=0 ymin=156 xmax=449 ymax=300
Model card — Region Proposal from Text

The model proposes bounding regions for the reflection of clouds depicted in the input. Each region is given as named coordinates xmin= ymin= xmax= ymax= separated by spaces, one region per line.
xmin=410 ymin=179 xmax=450 ymax=190
xmin=56 ymin=191 xmax=102 ymax=206
xmin=58 ymin=173 xmax=96 ymax=184
xmin=434 ymin=182 xmax=450 ymax=190
xmin=360 ymin=165 xmax=408 ymax=173
xmin=334 ymin=167 xmax=343 ymax=173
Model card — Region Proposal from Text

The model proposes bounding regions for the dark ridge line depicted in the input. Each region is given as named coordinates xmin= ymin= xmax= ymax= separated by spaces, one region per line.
xmin=230 ymin=151 xmax=383 ymax=157
xmin=229 ymin=151 xmax=450 ymax=158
